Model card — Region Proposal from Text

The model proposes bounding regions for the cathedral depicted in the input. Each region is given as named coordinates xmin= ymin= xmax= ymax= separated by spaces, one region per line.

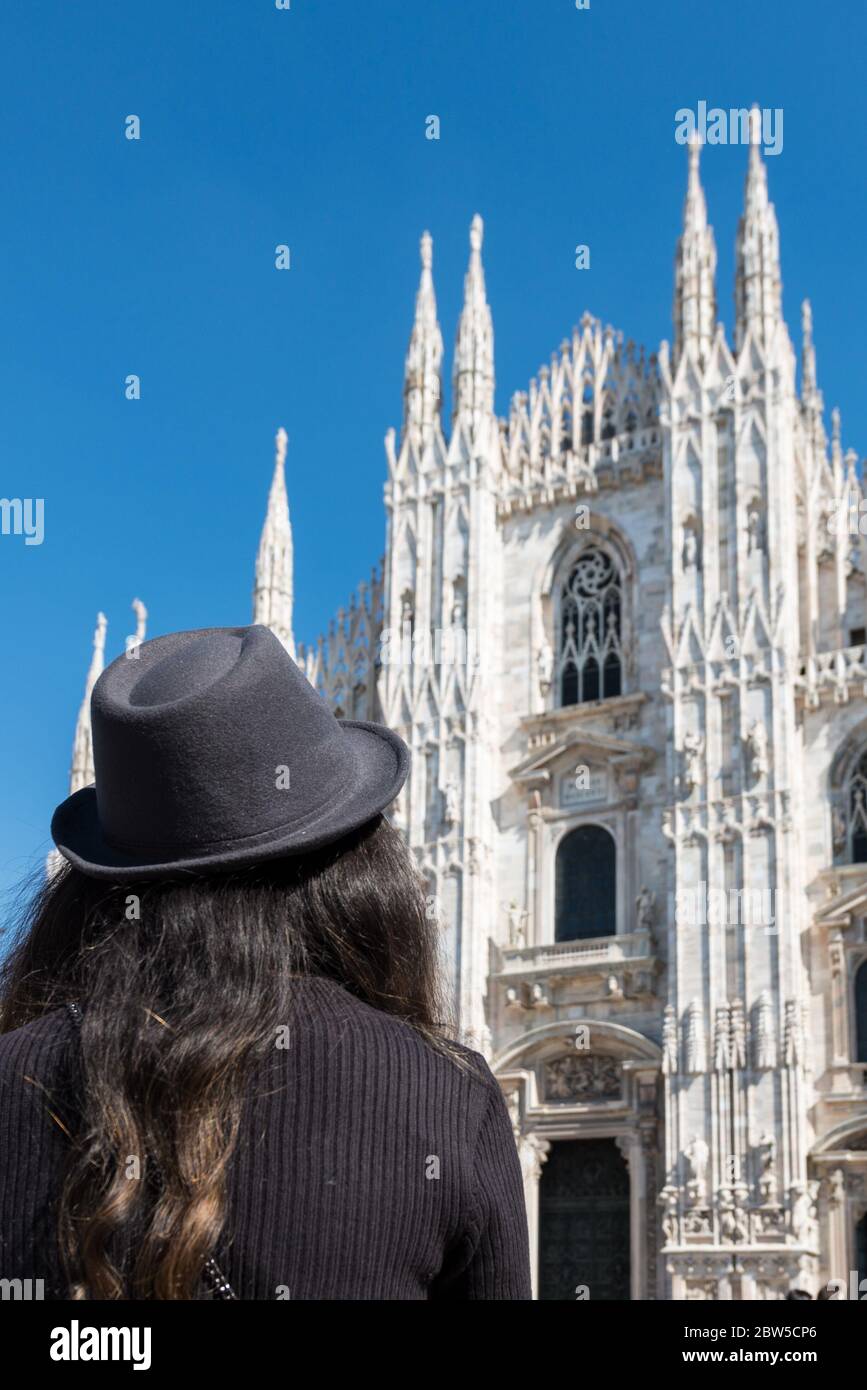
xmin=62 ymin=132 xmax=867 ymax=1301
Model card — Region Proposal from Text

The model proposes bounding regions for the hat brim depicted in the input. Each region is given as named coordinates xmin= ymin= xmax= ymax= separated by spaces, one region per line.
xmin=50 ymin=720 xmax=409 ymax=882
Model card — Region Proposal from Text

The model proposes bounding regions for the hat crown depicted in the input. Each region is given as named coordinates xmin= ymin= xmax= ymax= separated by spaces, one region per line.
xmin=128 ymin=630 xmax=244 ymax=708
xmin=90 ymin=625 xmax=348 ymax=855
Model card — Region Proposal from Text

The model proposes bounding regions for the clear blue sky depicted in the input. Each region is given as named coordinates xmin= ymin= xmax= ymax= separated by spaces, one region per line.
xmin=1 ymin=0 xmax=864 ymax=907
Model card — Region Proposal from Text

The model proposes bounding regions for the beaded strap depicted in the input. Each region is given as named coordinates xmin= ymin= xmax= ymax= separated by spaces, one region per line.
xmin=65 ymin=1001 xmax=237 ymax=1301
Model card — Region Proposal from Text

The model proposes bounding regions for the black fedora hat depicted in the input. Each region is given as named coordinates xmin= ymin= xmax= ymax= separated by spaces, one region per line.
xmin=51 ymin=624 xmax=410 ymax=881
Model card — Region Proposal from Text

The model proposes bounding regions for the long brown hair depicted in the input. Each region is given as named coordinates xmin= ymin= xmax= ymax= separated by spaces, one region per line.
xmin=0 ymin=815 xmax=460 ymax=1299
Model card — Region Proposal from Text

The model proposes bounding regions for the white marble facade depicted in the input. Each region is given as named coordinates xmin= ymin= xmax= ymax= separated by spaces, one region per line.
xmin=67 ymin=137 xmax=867 ymax=1300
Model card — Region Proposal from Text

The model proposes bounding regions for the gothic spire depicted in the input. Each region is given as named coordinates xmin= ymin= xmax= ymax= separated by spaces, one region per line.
xmin=801 ymin=299 xmax=816 ymax=397
xmin=735 ymin=110 xmax=782 ymax=352
xmin=253 ymin=427 xmax=295 ymax=658
xmin=673 ymin=137 xmax=717 ymax=369
xmin=452 ymin=213 xmax=495 ymax=430
xmin=403 ymin=230 xmax=443 ymax=445
xmin=129 ymin=596 xmax=147 ymax=656
xmin=70 ymin=611 xmax=107 ymax=793
xmin=131 ymin=597 xmax=147 ymax=642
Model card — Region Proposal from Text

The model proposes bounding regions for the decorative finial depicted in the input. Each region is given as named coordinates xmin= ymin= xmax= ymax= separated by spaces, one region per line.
xmin=470 ymin=214 xmax=483 ymax=253
xmin=275 ymin=427 xmax=288 ymax=469
xmin=748 ymin=104 xmax=762 ymax=164
xmin=420 ymin=230 xmax=433 ymax=270
xmin=131 ymin=598 xmax=147 ymax=643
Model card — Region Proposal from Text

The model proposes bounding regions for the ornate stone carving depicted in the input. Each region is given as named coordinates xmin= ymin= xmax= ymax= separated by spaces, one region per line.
xmin=719 ymin=1188 xmax=749 ymax=1243
xmin=683 ymin=1208 xmax=713 ymax=1237
xmin=544 ymin=1052 xmax=621 ymax=1102
xmin=713 ymin=1003 xmax=731 ymax=1072
xmin=505 ymin=980 xmax=550 ymax=1013
xmin=518 ymin=1133 xmax=551 ymax=1184
xmin=685 ymin=1279 xmax=718 ymax=1300
xmin=751 ymin=1205 xmax=786 ymax=1239
xmin=783 ymin=999 xmax=804 ymax=1066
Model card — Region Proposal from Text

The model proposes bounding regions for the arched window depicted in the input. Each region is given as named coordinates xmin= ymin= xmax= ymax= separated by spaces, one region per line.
xmin=856 ymin=959 xmax=867 ymax=1063
xmin=558 ymin=548 xmax=624 ymax=706
xmin=555 ymin=824 xmax=616 ymax=941
xmin=846 ymin=750 xmax=867 ymax=863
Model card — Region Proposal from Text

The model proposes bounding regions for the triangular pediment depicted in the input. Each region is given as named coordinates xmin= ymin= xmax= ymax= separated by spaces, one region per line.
xmin=814 ymin=873 xmax=867 ymax=927
xmin=509 ymin=724 xmax=655 ymax=788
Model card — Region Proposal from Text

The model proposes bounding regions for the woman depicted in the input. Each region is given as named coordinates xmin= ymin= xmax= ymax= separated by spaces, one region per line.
xmin=0 ymin=624 xmax=531 ymax=1300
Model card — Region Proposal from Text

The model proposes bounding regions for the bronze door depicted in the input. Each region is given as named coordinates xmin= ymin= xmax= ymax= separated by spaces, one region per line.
xmin=538 ymin=1137 xmax=631 ymax=1300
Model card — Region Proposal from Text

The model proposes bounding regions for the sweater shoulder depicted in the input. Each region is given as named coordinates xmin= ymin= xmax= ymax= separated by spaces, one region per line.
xmin=294 ymin=976 xmax=497 ymax=1097
xmin=0 ymin=1006 xmax=74 ymax=1074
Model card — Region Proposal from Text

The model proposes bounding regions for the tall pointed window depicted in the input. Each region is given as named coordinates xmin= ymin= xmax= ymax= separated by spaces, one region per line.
xmin=846 ymin=751 xmax=867 ymax=863
xmin=558 ymin=549 xmax=623 ymax=706
xmin=555 ymin=824 xmax=616 ymax=941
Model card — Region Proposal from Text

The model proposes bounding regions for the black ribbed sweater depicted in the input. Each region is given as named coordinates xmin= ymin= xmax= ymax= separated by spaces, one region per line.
xmin=0 ymin=976 xmax=531 ymax=1300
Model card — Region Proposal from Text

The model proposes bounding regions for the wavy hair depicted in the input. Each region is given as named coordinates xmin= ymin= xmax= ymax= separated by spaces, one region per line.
xmin=0 ymin=815 xmax=460 ymax=1299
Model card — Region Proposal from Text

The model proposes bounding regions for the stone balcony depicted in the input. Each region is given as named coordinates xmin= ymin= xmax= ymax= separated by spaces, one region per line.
xmin=490 ymin=929 xmax=658 ymax=1017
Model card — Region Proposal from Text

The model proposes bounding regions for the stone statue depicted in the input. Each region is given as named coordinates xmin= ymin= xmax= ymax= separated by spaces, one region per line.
xmin=745 ymin=720 xmax=769 ymax=781
xmin=443 ymin=780 xmax=460 ymax=825
xmin=536 ymin=640 xmax=554 ymax=692
xmin=682 ymin=732 xmax=704 ymax=794
xmin=685 ymin=1136 xmax=709 ymax=1199
xmin=719 ymin=1190 xmax=749 ymax=1243
xmin=636 ymin=885 xmax=656 ymax=933
xmin=831 ymin=805 xmax=847 ymax=853
xmin=659 ymin=1187 xmax=679 ymax=1245
xmin=506 ymin=900 xmax=527 ymax=948
xmin=747 ymin=503 xmax=765 ymax=553
xmin=790 ymin=1182 xmax=818 ymax=1241
xmin=400 ymin=592 xmax=415 ymax=631
xmin=682 ymin=526 xmax=701 ymax=570
xmin=757 ymin=1133 xmax=777 ymax=1202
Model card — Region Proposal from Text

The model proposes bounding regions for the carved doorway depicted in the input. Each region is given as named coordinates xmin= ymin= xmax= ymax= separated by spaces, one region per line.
xmin=538 ymin=1137 xmax=630 ymax=1300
